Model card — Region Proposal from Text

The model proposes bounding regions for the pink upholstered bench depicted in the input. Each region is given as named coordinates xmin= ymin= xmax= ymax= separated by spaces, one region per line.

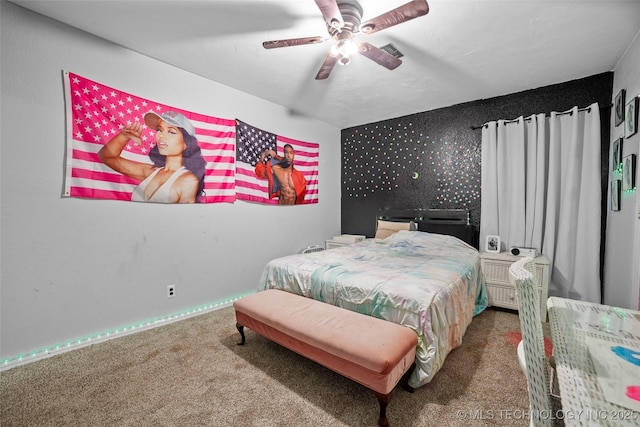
xmin=233 ymin=289 xmax=417 ymax=427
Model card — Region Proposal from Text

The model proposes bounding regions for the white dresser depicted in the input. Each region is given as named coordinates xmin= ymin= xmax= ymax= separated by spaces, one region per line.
xmin=479 ymin=252 xmax=550 ymax=321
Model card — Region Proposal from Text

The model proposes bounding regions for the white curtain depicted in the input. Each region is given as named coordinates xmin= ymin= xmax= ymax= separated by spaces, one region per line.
xmin=480 ymin=103 xmax=601 ymax=302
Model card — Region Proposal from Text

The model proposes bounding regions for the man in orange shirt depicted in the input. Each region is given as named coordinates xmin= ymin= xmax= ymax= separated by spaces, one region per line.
xmin=255 ymin=144 xmax=307 ymax=205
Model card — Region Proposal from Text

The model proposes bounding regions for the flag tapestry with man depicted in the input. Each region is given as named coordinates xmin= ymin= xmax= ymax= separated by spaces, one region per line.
xmin=63 ymin=71 xmax=236 ymax=203
xmin=235 ymin=120 xmax=319 ymax=205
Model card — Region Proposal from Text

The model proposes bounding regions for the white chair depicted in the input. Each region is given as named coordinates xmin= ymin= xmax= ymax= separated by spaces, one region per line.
xmin=516 ymin=260 xmax=543 ymax=373
xmin=510 ymin=257 xmax=561 ymax=427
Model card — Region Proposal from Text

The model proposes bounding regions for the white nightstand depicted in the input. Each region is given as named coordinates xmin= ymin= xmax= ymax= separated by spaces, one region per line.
xmin=479 ymin=252 xmax=550 ymax=321
xmin=325 ymin=234 xmax=366 ymax=250
xmin=325 ymin=239 xmax=349 ymax=249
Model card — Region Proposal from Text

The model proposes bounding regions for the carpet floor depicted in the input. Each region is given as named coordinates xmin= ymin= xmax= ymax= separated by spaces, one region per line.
xmin=1 ymin=305 xmax=533 ymax=426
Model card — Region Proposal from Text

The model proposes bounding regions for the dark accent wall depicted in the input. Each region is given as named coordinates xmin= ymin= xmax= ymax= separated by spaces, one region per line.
xmin=341 ymin=72 xmax=613 ymax=251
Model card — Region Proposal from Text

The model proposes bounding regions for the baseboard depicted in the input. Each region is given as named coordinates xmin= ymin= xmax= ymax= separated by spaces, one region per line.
xmin=1 ymin=293 xmax=252 ymax=372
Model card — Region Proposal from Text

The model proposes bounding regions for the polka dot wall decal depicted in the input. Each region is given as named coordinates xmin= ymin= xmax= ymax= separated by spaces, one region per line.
xmin=342 ymin=122 xmax=480 ymax=207
xmin=429 ymin=138 xmax=481 ymax=205
xmin=343 ymin=121 xmax=482 ymax=203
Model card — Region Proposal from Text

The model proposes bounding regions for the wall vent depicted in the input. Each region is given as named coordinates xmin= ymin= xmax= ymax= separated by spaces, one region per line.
xmin=380 ymin=43 xmax=403 ymax=58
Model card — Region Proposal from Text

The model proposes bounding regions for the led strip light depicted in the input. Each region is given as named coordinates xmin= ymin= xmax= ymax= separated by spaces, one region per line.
xmin=1 ymin=292 xmax=253 ymax=371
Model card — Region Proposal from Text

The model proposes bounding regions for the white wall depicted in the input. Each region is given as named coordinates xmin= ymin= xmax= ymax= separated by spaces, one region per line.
xmin=0 ymin=2 xmax=341 ymax=362
xmin=605 ymin=31 xmax=640 ymax=309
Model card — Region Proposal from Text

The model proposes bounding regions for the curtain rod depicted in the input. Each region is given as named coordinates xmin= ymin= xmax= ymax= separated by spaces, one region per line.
xmin=469 ymin=103 xmax=612 ymax=130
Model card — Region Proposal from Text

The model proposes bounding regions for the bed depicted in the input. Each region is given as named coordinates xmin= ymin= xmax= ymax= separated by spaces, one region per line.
xmin=257 ymin=210 xmax=488 ymax=389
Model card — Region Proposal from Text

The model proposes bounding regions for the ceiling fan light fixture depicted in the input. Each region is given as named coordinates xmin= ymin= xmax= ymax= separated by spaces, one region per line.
xmin=337 ymin=39 xmax=357 ymax=56
xmin=330 ymin=38 xmax=357 ymax=66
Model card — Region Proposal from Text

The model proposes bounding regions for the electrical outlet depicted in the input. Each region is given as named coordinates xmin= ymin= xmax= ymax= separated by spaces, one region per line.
xmin=167 ymin=285 xmax=176 ymax=298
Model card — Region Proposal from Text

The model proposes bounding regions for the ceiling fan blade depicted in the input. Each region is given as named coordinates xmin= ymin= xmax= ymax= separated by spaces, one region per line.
xmin=315 ymin=51 xmax=340 ymax=80
xmin=360 ymin=0 xmax=429 ymax=34
xmin=263 ymin=36 xmax=325 ymax=49
xmin=314 ymin=0 xmax=344 ymax=30
xmin=358 ymin=42 xmax=402 ymax=70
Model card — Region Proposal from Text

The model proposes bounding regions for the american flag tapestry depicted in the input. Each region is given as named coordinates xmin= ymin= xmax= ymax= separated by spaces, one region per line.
xmin=63 ymin=71 xmax=236 ymax=203
xmin=235 ymin=120 xmax=319 ymax=205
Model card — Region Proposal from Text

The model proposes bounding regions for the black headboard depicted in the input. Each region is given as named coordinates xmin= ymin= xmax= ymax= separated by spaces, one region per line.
xmin=377 ymin=208 xmax=478 ymax=248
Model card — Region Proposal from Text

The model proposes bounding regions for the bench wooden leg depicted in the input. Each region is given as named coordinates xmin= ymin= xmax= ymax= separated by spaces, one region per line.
xmin=374 ymin=392 xmax=391 ymax=427
xmin=236 ymin=323 xmax=245 ymax=345
xmin=400 ymin=363 xmax=417 ymax=393
xmin=374 ymin=363 xmax=415 ymax=426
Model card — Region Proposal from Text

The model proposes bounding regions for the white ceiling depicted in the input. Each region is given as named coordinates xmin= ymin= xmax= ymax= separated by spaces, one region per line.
xmin=10 ymin=0 xmax=640 ymax=129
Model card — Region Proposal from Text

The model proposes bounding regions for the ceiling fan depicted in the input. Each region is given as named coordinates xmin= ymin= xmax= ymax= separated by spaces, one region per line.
xmin=262 ymin=0 xmax=429 ymax=80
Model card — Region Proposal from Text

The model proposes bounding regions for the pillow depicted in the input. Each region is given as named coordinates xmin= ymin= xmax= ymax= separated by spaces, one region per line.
xmin=374 ymin=220 xmax=412 ymax=239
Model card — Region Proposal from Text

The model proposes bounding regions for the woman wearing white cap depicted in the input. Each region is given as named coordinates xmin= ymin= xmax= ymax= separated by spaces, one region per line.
xmin=98 ymin=111 xmax=206 ymax=203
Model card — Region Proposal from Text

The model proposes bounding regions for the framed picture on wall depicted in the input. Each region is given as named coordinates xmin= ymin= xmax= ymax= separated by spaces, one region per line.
xmin=615 ymin=89 xmax=626 ymax=126
xmin=612 ymin=138 xmax=623 ymax=173
xmin=622 ymin=154 xmax=636 ymax=192
xmin=611 ymin=180 xmax=621 ymax=211
xmin=625 ymin=96 xmax=638 ymax=138
xmin=485 ymin=235 xmax=501 ymax=253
